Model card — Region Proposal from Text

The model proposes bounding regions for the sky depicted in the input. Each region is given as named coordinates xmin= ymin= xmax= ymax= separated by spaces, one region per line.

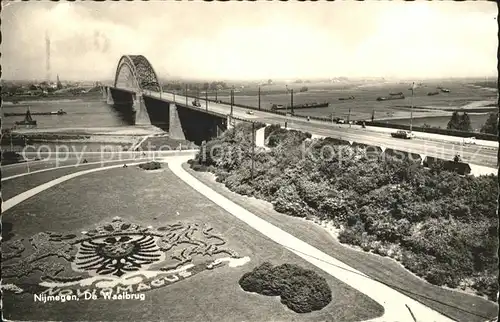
xmin=2 ymin=1 xmax=498 ymax=81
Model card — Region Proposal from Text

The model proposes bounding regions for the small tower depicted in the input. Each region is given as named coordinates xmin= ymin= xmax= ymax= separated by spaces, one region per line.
xmin=56 ymin=74 xmax=63 ymax=89
xmin=45 ymin=31 xmax=51 ymax=82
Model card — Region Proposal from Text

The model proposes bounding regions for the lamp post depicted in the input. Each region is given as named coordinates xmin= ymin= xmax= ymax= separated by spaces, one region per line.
xmin=285 ymin=85 xmax=289 ymax=128
xmin=251 ymin=122 xmax=255 ymax=181
xmin=258 ymin=85 xmax=261 ymax=110
xmin=215 ymin=88 xmax=218 ymax=101
xmin=290 ymin=88 xmax=294 ymax=115
xmin=173 ymin=90 xmax=176 ymax=103
xmin=205 ymin=90 xmax=208 ymax=111
xmin=185 ymin=84 xmax=188 ymax=106
xmin=410 ymin=82 xmax=415 ymax=133
xmin=230 ymin=88 xmax=234 ymax=116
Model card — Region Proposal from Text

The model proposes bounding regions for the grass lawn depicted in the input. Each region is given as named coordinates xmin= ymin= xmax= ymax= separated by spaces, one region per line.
xmin=1 ymin=154 xmax=147 ymax=178
xmin=138 ymin=135 xmax=197 ymax=151
xmin=2 ymin=159 xmax=141 ymax=200
xmin=183 ymin=164 xmax=498 ymax=322
xmin=2 ymin=165 xmax=383 ymax=321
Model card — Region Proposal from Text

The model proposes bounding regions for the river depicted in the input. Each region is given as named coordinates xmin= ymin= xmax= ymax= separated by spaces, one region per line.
xmin=2 ymin=98 xmax=127 ymax=130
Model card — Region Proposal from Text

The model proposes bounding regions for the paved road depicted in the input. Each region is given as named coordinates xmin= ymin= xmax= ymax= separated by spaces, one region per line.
xmin=147 ymin=91 xmax=498 ymax=168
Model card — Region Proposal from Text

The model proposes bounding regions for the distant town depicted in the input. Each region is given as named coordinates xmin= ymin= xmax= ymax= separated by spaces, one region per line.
xmin=1 ymin=77 xmax=103 ymax=100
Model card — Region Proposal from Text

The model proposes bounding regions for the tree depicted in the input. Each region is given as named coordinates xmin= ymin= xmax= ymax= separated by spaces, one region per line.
xmin=447 ymin=111 xmax=461 ymax=130
xmin=480 ymin=112 xmax=498 ymax=135
xmin=447 ymin=112 xmax=471 ymax=132
xmin=459 ymin=112 xmax=472 ymax=132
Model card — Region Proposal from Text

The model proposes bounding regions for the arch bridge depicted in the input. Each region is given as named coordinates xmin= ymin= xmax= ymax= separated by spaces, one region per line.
xmin=114 ymin=55 xmax=162 ymax=93
xmin=104 ymin=55 xmax=228 ymax=144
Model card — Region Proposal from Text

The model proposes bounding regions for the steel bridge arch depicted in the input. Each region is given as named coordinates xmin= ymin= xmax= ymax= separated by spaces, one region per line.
xmin=114 ymin=55 xmax=162 ymax=93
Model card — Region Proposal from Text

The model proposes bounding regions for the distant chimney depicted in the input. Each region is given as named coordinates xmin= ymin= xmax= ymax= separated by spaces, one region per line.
xmin=56 ymin=74 xmax=62 ymax=89
xmin=46 ymin=31 xmax=51 ymax=82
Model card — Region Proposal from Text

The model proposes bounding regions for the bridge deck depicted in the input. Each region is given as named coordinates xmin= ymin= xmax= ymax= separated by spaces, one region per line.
xmin=108 ymin=87 xmax=498 ymax=168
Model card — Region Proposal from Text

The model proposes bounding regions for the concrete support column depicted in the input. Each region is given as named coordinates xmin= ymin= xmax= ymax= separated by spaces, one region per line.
xmin=255 ymin=126 xmax=266 ymax=148
xmin=420 ymin=154 xmax=426 ymax=165
xmin=169 ymin=103 xmax=186 ymax=140
xmin=227 ymin=115 xmax=235 ymax=129
xmin=134 ymin=93 xmax=151 ymax=125
xmin=102 ymin=86 xmax=107 ymax=100
xmin=106 ymin=87 xmax=114 ymax=105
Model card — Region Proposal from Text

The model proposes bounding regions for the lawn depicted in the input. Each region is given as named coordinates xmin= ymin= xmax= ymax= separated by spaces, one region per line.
xmin=2 ymin=165 xmax=383 ymax=321
xmin=2 ymin=159 xmax=141 ymax=200
xmin=138 ymin=135 xmax=198 ymax=151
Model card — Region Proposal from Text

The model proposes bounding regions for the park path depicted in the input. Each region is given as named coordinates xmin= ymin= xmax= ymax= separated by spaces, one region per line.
xmin=167 ymin=156 xmax=457 ymax=322
xmin=1 ymin=160 xmax=152 ymax=213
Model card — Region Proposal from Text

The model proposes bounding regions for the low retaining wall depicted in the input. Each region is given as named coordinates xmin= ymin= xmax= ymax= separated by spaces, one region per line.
xmin=382 ymin=149 xmax=423 ymax=163
xmin=423 ymin=156 xmax=472 ymax=175
xmin=366 ymin=121 xmax=497 ymax=141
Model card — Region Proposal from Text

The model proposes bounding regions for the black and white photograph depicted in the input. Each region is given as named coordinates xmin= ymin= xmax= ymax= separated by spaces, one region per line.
xmin=1 ymin=1 xmax=498 ymax=321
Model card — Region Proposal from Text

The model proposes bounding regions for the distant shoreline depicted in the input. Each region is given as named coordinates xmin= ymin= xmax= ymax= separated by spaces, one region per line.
xmin=2 ymin=92 xmax=102 ymax=103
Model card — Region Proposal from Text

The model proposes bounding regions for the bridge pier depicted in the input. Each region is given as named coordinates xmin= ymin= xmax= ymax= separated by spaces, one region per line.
xmin=133 ymin=93 xmax=151 ymax=125
xmin=106 ymin=87 xmax=114 ymax=105
xmin=101 ymin=86 xmax=107 ymax=100
xmin=255 ymin=126 xmax=266 ymax=148
xmin=169 ymin=103 xmax=186 ymax=140
xmin=227 ymin=115 xmax=235 ymax=129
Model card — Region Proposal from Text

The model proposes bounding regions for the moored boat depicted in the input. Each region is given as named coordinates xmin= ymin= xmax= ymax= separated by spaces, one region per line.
xmin=271 ymin=102 xmax=329 ymax=110
xmin=15 ymin=109 xmax=37 ymax=126
xmin=5 ymin=108 xmax=66 ymax=117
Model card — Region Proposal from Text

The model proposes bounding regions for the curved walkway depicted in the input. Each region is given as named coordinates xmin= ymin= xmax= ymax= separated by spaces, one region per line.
xmin=167 ymin=156 xmax=455 ymax=322
xmin=1 ymin=160 xmax=156 ymax=213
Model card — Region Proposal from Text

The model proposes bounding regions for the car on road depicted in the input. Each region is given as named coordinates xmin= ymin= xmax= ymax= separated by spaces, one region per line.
xmin=463 ymin=137 xmax=476 ymax=145
xmin=246 ymin=110 xmax=254 ymax=115
xmin=391 ymin=130 xmax=415 ymax=139
xmin=337 ymin=119 xmax=346 ymax=124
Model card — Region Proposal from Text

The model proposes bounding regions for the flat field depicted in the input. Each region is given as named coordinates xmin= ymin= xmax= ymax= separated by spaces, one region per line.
xmin=208 ymin=80 xmax=496 ymax=129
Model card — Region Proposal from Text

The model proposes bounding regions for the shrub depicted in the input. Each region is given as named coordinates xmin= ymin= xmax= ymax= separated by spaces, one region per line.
xmin=138 ymin=161 xmax=162 ymax=170
xmin=264 ymin=124 xmax=282 ymax=139
xmin=239 ymin=262 xmax=332 ymax=313
xmin=197 ymin=121 xmax=499 ymax=300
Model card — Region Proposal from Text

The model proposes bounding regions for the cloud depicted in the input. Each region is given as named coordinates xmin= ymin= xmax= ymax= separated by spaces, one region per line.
xmin=2 ymin=1 xmax=497 ymax=81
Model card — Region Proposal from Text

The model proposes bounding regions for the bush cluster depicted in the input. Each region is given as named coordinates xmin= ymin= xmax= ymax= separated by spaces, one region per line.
xmin=138 ymin=161 xmax=162 ymax=170
xmin=239 ymin=262 xmax=332 ymax=313
xmin=191 ymin=123 xmax=499 ymax=301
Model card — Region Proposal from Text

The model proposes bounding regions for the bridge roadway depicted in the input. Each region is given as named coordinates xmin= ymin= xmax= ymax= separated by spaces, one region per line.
xmin=146 ymin=91 xmax=498 ymax=168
